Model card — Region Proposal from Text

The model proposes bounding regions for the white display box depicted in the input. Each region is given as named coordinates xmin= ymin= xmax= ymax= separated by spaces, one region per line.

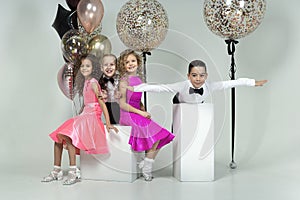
xmin=80 ymin=126 xmax=141 ymax=182
xmin=173 ymin=103 xmax=214 ymax=181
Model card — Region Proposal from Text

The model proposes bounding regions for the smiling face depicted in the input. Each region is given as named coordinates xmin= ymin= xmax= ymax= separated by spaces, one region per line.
xmin=124 ymin=54 xmax=138 ymax=75
xmin=101 ymin=55 xmax=116 ymax=78
xmin=80 ymin=58 xmax=93 ymax=79
xmin=187 ymin=66 xmax=208 ymax=88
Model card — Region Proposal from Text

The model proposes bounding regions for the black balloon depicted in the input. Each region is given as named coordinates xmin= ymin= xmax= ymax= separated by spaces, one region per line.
xmin=66 ymin=0 xmax=81 ymax=11
xmin=52 ymin=4 xmax=78 ymax=39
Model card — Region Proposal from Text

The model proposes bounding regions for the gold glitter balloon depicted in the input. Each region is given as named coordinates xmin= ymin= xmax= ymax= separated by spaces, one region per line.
xmin=204 ymin=0 xmax=266 ymax=39
xmin=61 ymin=29 xmax=88 ymax=63
xmin=88 ymin=34 xmax=112 ymax=60
xmin=116 ymin=0 xmax=169 ymax=52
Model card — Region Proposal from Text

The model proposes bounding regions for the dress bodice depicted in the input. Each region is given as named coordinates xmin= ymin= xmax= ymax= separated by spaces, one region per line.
xmin=126 ymin=76 xmax=143 ymax=109
xmin=83 ymin=78 xmax=100 ymax=105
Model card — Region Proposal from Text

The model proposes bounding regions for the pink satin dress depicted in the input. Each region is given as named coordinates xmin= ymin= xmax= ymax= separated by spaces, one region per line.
xmin=49 ymin=78 xmax=108 ymax=154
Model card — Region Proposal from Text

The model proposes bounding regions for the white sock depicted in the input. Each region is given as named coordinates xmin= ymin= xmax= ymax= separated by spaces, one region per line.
xmin=69 ymin=165 xmax=77 ymax=170
xmin=143 ymin=158 xmax=154 ymax=173
xmin=53 ymin=165 xmax=61 ymax=171
xmin=144 ymin=157 xmax=154 ymax=163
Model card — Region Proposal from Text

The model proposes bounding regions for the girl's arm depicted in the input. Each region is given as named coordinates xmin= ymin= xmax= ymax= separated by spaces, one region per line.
xmin=119 ymin=79 xmax=151 ymax=119
xmin=92 ymin=82 xmax=119 ymax=133
xmin=140 ymin=102 xmax=145 ymax=112
xmin=131 ymin=82 xmax=183 ymax=93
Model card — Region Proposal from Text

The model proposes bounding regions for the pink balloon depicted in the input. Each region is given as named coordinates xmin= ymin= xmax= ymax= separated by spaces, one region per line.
xmin=77 ymin=0 xmax=104 ymax=34
xmin=57 ymin=63 xmax=74 ymax=100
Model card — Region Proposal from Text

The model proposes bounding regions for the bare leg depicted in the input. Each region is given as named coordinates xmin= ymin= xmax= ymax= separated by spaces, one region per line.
xmin=140 ymin=141 xmax=160 ymax=181
xmin=145 ymin=140 xmax=160 ymax=159
xmin=58 ymin=135 xmax=80 ymax=185
xmin=41 ymin=142 xmax=63 ymax=182
xmin=60 ymin=135 xmax=76 ymax=166
xmin=54 ymin=142 xmax=63 ymax=166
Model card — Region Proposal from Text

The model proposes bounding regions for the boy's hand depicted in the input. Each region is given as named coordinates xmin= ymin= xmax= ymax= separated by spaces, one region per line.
xmin=255 ymin=80 xmax=268 ymax=86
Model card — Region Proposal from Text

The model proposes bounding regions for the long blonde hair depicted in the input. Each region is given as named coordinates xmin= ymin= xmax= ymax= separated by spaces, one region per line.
xmin=118 ymin=49 xmax=144 ymax=82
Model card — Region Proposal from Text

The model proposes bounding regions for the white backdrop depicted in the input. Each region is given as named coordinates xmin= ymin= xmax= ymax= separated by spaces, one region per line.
xmin=0 ymin=0 xmax=299 ymax=175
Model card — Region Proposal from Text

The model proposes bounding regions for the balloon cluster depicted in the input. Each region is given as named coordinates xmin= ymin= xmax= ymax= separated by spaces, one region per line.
xmin=52 ymin=0 xmax=111 ymax=100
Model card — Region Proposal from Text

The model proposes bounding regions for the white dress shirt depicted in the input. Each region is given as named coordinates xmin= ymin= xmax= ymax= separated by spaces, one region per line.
xmin=106 ymin=81 xmax=118 ymax=102
xmin=133 ymin=78 xmax=255 ymax=104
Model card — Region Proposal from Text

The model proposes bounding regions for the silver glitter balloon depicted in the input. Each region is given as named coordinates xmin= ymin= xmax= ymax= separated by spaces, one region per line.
xmin=204 ymin=0 xmax=266 ymax=39
xmin=116 ymin=0 xmax=169 ymax=52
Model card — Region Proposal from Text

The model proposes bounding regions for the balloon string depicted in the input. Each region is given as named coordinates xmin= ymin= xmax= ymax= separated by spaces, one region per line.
xmin=68 ymin=10 xmax=77 ymax=29
xmin=225 ymin=39 xmax=238 ymax=79
xmin=225 ymin=39 xmax=239 ymax=167
xmin=225 ymin=39 xmax=239 ymax=55
xmin=141 ymin=51 xmax=152 ymax=111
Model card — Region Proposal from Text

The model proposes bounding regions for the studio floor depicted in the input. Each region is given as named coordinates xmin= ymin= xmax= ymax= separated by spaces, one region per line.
xmin=2 ymin=158 xmax=299 ymax=200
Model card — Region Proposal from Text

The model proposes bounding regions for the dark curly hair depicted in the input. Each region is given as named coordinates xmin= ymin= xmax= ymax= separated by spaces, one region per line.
xmin=73 ymin=54 xmax=102 ymax=97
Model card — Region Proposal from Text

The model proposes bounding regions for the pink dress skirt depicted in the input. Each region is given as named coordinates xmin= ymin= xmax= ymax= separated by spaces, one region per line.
xmin=119 ymin=76 xmax=175 ymax=151
xmin=49 ymin=78 xmax=108 ymax=154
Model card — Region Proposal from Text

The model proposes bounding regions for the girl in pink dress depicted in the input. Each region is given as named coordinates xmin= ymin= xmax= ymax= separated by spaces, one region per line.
xmin=118 ymin=49 xmax=175 ymax=181
xmin=42 ymin=54 xmax=118 ymax=185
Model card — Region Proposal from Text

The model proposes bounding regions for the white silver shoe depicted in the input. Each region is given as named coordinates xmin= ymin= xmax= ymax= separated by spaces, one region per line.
xmin=63 ymin=168 xmax=80 ymax=185
xmin=142 ymin=171 xmax=153 ymax=181
xmin=76 ymin=168 xmax=81 ymax=179
xmin=138 ymin=159 xmax=153 ymax=181
xmin=41 ymin=170 xmax=63 ymax=182
xmin=138 ymin=160 xmax=144 ymax=170
xmin=142 ymin=167 xmax=153 ymax=181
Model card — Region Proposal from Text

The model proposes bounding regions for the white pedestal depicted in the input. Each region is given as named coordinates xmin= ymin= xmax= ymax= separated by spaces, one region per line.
xmin=173 ymin=103 xmax=214 ymax=181
xmin=80 ymin=126 xmax=141 ymax=182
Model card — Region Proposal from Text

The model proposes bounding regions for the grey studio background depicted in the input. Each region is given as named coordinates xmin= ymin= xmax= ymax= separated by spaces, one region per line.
xmin=0 ymin=0 xmax=299 ymax=200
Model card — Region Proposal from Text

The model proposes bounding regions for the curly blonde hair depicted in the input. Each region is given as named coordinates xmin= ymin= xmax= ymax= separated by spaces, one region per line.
xmin=73 ymin=54 xmax=102 ymax=97
xmin=118 ymin=49 xmax=144 ymax=82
